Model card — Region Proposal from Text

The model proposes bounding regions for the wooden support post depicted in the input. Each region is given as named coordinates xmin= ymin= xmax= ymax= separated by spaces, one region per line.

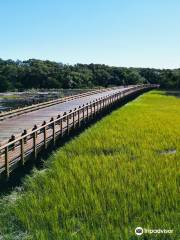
xmin=82 ymin=105 xmax=85 ymax=122
xmin=60 ymin=118 xmax=63 ymax=137
xmin=94 ymin=102 xmax=96 ymax=116
xmin=103 ymin=98 xmax=105 ymax=108
xmin=33 ymin=132 xmax=37 ymax=159
xmin=22 ymin=129 xmax=27 ymax=143
xmin=96 ymin=100 xmax=99 ymax=113
xmin=73 ymin=112 xmax=75 ymax=129
xmin=20 ymin=138 xmax=25 ymax=165
xmin=86 ymin=104 xmax=89 ymax=120
xmin=9 ymin=135 xmax=15 ymax=151
xmin=67 ymin=114 xmax=69 ymax=135
xmin=90 ymin=103 xmax=92 ymax=118
xmin=32 ymin=125 xmax=38 ymax=138
xmin=50 ymin=117 xmax=55 ymax=146
xmin=44 ymin=126 xmax=47 ymax=149
xmin=100 ymin=99 xmax=102 ymax=111
xmin=5 ymin=146 xmax=9 ymax=179
xmin=52 ymin=121 xmax=56 ymax=146
xmin=78 ymin=109 xmax=80 ymax=127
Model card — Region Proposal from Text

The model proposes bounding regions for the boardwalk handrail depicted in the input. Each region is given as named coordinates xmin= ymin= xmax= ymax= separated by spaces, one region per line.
xmin=0 ymin=84 xmax=159 ymax=179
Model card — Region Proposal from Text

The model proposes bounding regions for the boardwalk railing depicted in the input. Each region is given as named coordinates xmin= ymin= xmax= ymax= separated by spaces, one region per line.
xmin=0 ymin=84 xmax=158 ymax=179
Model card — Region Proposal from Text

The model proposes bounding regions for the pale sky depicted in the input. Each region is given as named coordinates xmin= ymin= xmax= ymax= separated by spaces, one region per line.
xmin=0 ymin=0 xmax=180 ymax=69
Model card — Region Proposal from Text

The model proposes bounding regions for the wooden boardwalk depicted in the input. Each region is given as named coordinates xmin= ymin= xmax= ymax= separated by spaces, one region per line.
xmin=0 ymin=88 xmax=120 ymax=144
xmin=0 ymin=84 xmax=158 ymax=179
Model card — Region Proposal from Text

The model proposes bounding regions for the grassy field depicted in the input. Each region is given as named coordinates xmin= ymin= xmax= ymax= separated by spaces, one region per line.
xmin=0 ymin=91 xmax=179 ymax=240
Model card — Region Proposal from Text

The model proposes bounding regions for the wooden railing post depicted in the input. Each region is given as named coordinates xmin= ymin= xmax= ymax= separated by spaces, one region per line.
xmin=110 ymin=95 xmax=112 ymax=105
xmin=20 ymin=138 xmax=25 ymax=165
xmin=86 ymin=103 xmax=89 ymax=120
xmin=107 ymin=96 xmax=109 ymax=106
xmin=22 ymin=129 xmax=27 ymax=144
xmin=104 ymin=98 xmax=107 ymax=108
xmin=5 ymin=146 xmax=9 ymax=179
xmin=42 ymin=121 xmax=47 ymax=149
xmin=33 ymin=132 xmax=37 ymax=159
xmin=32 ymin=125 xmax=38 ymax=138
xmin=67 ymin=114 xmax=70 ymax=135
xmin=44 ymin=126 xmax=47 ymax=149
xmin=73 ymin=111 xmax=75 ymax=129
xmin=96 ymin=99 xmax=99 ymax=113
xmin=52 ymin=120 xmax=56 ymax=146
xmin=78 ymin=106 xmax=81 ymax=127
xmin=100 ymin=99 xmax=102 ymax=111
xmin=9 ymin=135 xmax=15 ymax=151
xmin=90 ymin=102 xmax=92 ymax=118
xmin=60 ymin=118 xmax=63 ymax=137
xmin=93 ymin=102 xmax=96 ymax=116
xmin=82 ymin=105 xmax=85 ymax=122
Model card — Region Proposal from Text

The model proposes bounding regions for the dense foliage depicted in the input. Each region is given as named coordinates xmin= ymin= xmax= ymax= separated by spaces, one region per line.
xmin=0 ymin=91 xmax=179 ymax=239
xmin=0 ymin=58 xmax=179 ymax=91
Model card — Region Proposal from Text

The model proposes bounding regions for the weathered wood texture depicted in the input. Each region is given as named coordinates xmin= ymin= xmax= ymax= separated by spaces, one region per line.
xmin=0 ymin=85 xmax=158 ymax=178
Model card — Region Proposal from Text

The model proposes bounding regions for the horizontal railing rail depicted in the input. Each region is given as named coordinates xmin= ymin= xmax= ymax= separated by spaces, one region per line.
xmin=0 ymin=84 xmax=159 ymax=179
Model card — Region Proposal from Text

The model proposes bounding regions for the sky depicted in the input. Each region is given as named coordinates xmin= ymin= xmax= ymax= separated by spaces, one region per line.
xmin=0 ymin=0 xmax=180 ymax=69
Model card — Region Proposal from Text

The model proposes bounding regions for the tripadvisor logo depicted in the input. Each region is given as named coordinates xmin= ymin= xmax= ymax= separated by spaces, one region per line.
xmin=135 ymin=227 xmax=143 ymax=236
xmin=135 ymin=226 xmax=173 ymax=236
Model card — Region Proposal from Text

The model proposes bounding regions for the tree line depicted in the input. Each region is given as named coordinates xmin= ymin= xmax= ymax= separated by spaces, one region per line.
xmin=0 ymin=58 xmax=179 ymax=91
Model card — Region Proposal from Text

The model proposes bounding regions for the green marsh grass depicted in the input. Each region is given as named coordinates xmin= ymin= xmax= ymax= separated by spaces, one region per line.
xmin=0 ymin=91 xmax=179 ymax=239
